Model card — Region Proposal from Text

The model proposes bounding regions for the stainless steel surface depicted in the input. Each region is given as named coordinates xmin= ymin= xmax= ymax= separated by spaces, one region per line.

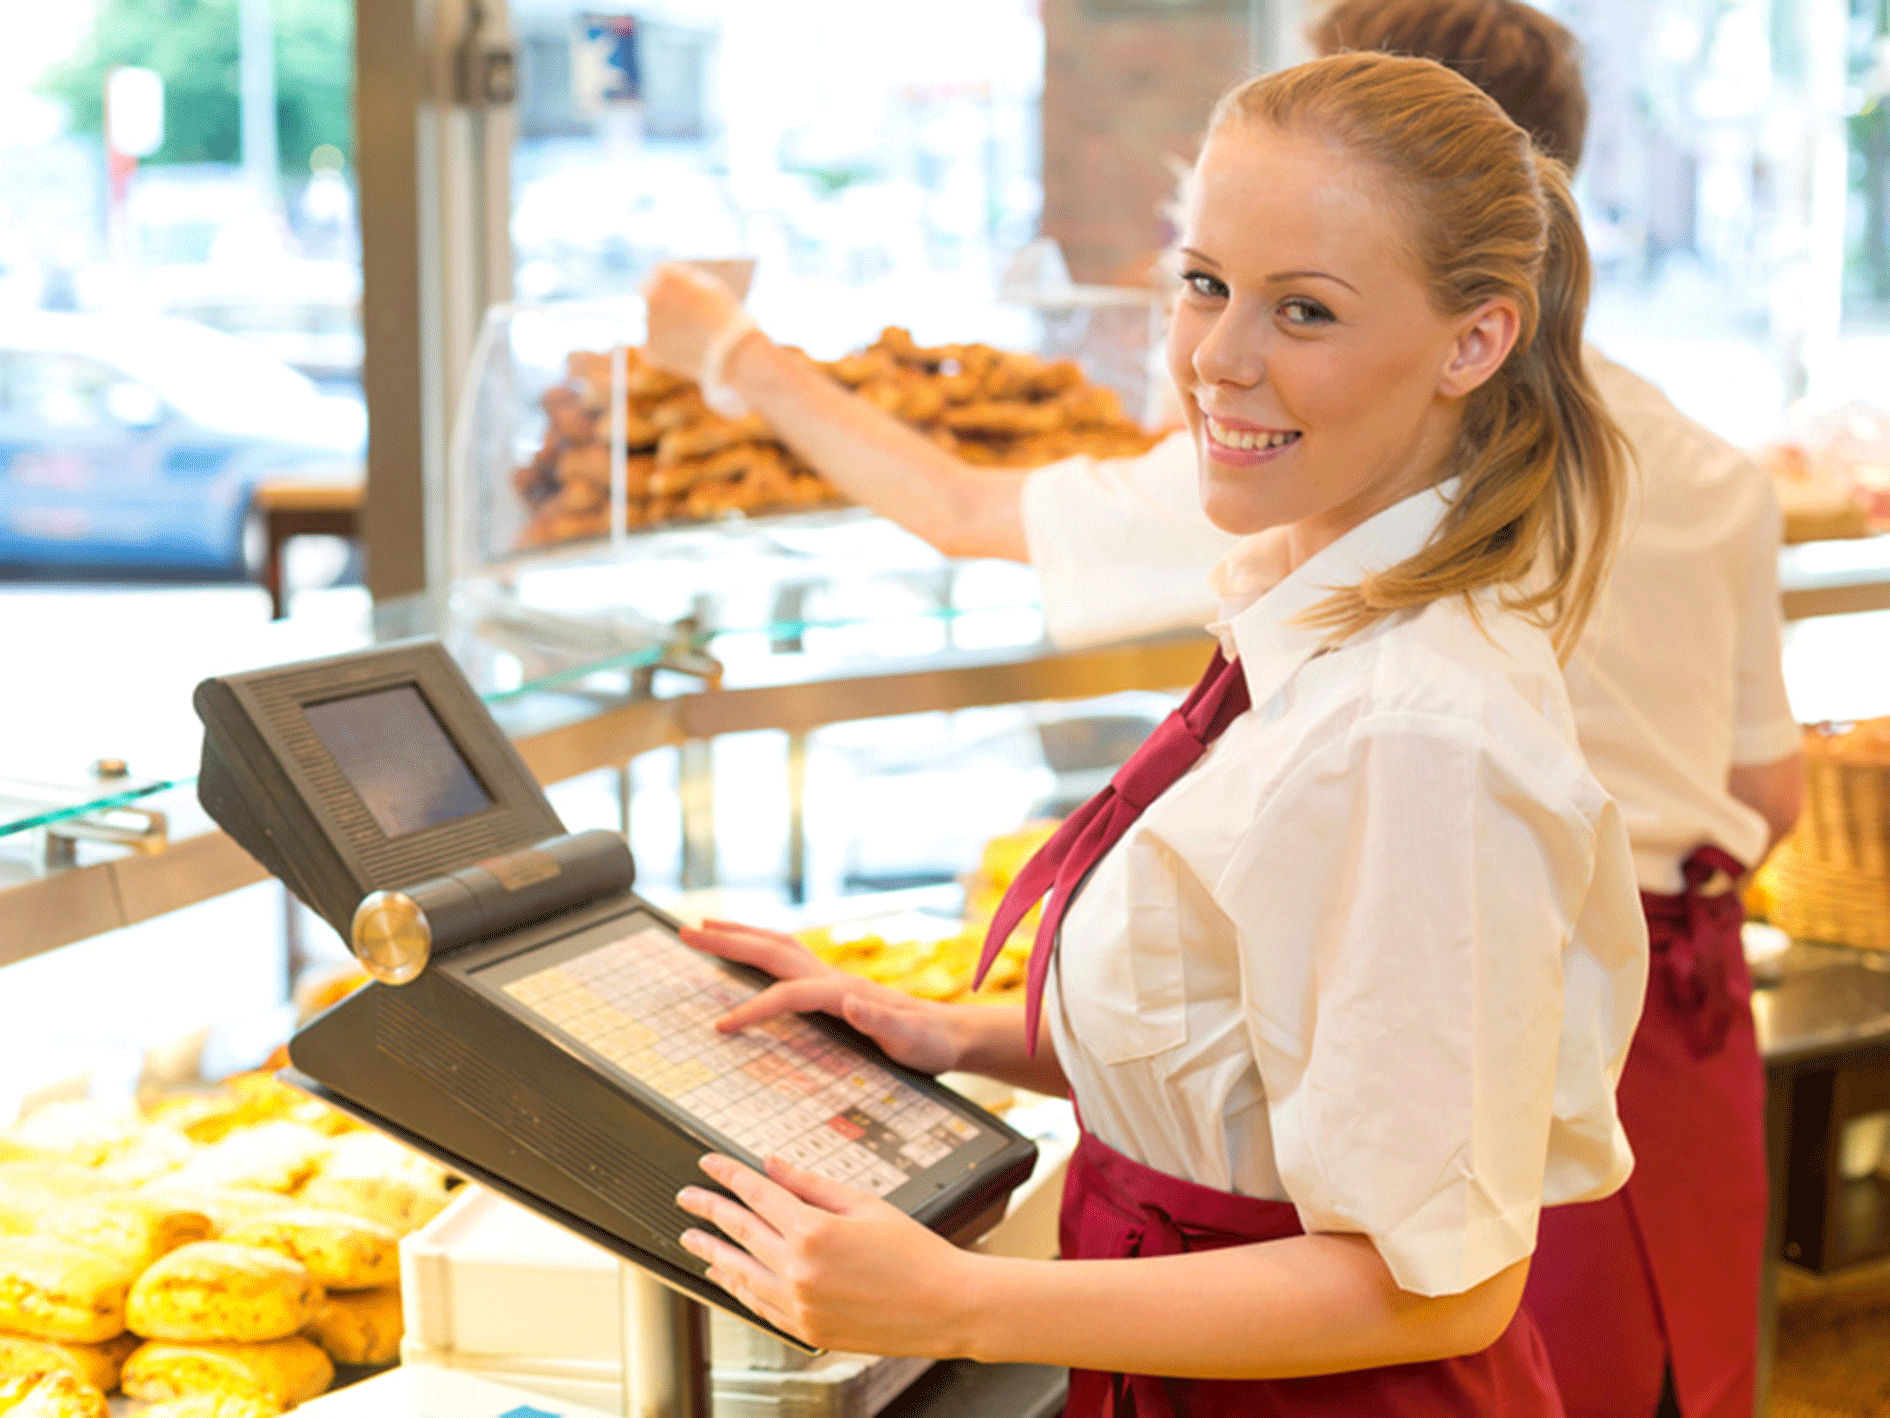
xmin=350 ymin=890 xmax=432 ymax=984
xmin=1755 ymin=941 xmax=1890 ymax=1066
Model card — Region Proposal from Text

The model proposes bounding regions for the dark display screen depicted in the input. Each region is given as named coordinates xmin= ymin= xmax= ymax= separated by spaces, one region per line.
xmin=304 ymin=685 xmax=493 ymax=838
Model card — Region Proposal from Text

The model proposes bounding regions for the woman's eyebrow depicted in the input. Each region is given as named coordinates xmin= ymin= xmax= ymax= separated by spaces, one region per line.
xmin=1267 ymin=269 xmax=1359 ymax=294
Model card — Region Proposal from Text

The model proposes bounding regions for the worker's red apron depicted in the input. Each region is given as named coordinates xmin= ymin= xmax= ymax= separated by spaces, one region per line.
xmin=1059 ymin=1126 xmax=1566 ymax=1417
xmin=1525 ymin=845 xmax=1766 ymax=1418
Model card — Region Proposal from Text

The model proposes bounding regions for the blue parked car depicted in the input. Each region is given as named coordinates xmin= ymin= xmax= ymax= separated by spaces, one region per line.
xmin=0 ymin=312 xmax=363 ymax=575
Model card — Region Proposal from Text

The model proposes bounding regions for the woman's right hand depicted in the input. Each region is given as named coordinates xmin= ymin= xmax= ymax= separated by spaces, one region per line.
xmin=679 ymin=920 xmax=965 ymax=1076
xmin=642 ymin=263 xmax=747 ymax=380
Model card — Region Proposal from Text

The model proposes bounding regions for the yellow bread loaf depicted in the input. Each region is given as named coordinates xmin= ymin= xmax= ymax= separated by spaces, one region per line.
xmin=0 ymin=1105 xmax=143 ymax=1171
xmin=0 ymin=1240 xmax=130 ymax=1344
xmin=299 ymin=1287 xmax=401 ymax=1366
xmin=138 ymin=1393 xmax=284 ymax=1418
xmin=166 ymin=1127 xmax=332 ymax=1196
xmin=90 ymin=1125 xmax=198 ymax=1189
xmin=40 ymin=1196 xmax=211 ymax=1273
xmin=0 ymin=1169 xmax=110 ymax=1238
xmin=0 ymin=1368 xmax=108 ymax=1418
xmin=121 ymin=1337 xmax=332 ymax=1410
xmin=0 ymin=1333 xmax=137 ymax=1391
xmin=291 ymin=1176 xmax=445 ymax=1238
xmin=126 ymin=1244 xmax=323 ymax=1343
xmin=221 ymin=1211 xmax=397 ymax=1292
xmin=139 ymin=1187 xmax=295 ymax=1238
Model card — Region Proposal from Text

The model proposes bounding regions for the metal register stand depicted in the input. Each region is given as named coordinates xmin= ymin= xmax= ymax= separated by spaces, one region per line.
xmin=622 ymin=1268 xmax=711 ymax=1418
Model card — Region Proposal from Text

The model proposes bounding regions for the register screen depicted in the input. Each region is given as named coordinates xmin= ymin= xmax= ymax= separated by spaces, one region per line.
xmin=485 ymin=924 xmax=978 ymax=1196
xmin=304 ymin=685 xmax=493 ymax=838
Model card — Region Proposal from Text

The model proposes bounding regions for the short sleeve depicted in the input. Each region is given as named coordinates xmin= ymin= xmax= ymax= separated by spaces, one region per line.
xmin=1730 ymin=477 xmax=1800 ymax=765
xmin=1223 ymin=715 xmax=1643 ymax=1297
xmin=1020 ymin=432 xmax=1236 ymax=649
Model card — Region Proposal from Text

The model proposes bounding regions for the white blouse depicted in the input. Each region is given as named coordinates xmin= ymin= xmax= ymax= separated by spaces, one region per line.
xmin=1044 ymin=485 xmax=1647 ymax=1299
xmin=1019 ymin=348 xmax=1799 ymax=892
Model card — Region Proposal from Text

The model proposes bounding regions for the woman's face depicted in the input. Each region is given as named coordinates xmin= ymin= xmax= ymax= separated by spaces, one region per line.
xmin=1169 ymin=122 xmax=1515 ymax=554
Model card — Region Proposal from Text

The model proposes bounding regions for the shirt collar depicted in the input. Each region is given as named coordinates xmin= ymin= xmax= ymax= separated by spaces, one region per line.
xmin=1207 ymin=480 xmax=1457 ymax=710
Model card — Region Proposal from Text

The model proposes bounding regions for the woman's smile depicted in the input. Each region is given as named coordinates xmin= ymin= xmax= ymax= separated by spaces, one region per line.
xmin=1202 ymin=414 xmax=1303 ymax=465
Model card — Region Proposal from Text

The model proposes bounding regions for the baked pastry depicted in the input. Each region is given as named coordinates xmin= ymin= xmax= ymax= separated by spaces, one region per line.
xmin=294 ymin=1135 xmax=450 ymax=1237
xmin=221 ymin=1211 xmax=397 ymax=1292
xmin=0 ymin=1369 xmax=108 ymax=1418
xmin=167 ymin=1125 xmax=332 ymax=1196
xmin=300 ymin=1286 xmax=402 ymax=1365
xmin=40 ymin=1195 xmax=211 ymax=1272
xmin=90 ymin=1125 xmax=198 ymax=1188
xmin=126 ymin=1243 xmax=323 ymax=1343
xmin=138 ymin=1187 xmax=296 ymax=1239
xmin=289 ymin=1176 xmax=443 ymax=1239
xmin=0 ymin=1239 xmax=131 ymax=1343
xmin=121 ymin=1337 xmax=332 ymax=1410
xmin=0 ymin=1104 xmax=144 ymax=1170
xmin=0 ymin=1331 xmax=136 ymax=1391
xmin=136 ymin=1394 xmax=284 ymax=1418
xmin=0 ymin=1167 xmax=110 ymax=1237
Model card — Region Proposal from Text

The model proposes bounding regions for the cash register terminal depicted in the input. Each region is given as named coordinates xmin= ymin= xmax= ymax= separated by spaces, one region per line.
xmin=194 ymin=639 xmax=1037 ymax=1349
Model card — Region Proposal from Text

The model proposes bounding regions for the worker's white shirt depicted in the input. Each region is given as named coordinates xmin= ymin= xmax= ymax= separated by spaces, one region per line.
xmin=1020 ymin=348 xmax=1800 ymax=892
xmin=1044 ymin=484 xmax=1647 ymax=1298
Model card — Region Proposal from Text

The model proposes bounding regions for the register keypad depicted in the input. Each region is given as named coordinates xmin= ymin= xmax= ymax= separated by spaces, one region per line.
xmin=504 ymin=926 xmax=978 ymax=1196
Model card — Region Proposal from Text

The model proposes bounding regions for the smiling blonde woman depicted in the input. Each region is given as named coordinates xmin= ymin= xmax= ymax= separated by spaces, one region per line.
xmin=668 ymin=53 xmax=1647 ymax=1416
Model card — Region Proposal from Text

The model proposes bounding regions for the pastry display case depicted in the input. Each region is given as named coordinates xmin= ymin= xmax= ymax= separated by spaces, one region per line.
xmin=443 ymin=293 xmax=1163 ymax=652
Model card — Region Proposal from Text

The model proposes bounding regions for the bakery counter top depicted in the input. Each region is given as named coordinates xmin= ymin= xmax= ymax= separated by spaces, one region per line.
xmin=0 ymin=560 xmax=1213 ymax=963
xmin=1755 ymin=941 xmax=1890 ymax=1068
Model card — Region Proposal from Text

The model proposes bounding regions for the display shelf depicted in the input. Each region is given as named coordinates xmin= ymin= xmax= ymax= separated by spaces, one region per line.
xmin=1780 ymin=533 xmax=1890 ymax=619
xmin=4 ymin=512 xmax=1885 ymax=966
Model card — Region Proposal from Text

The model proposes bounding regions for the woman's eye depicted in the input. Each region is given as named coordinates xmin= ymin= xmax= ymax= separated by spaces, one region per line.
xmin=1181 ymin=270 xmax=1227 ymax=300
xmin=1279 ymin=297 xmax=1334 ymax=326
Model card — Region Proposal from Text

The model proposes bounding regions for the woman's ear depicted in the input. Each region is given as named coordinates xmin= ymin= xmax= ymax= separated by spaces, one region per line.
xmin=1437 ymin=299 xmax=1521 ymax=398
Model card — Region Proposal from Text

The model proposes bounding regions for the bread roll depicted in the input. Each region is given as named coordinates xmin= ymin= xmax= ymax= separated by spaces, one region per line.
xmin=300 ymin=1286 xmax=401 ymax=1366
xmin=221 ymin=1211 xmax=396 ymax=1292
xmin=90 ymin=1126 xmax=198 ymax=1188
xmin=121 ymin=1337 xmax=331 ymax=1409
xmin=167 ymin=1126 xmax=332 ymax=1196
xmin=0 ymin=1332 xmax=137 ymax=1391
xmin=0 ymin=1104 xmax=143 ymax=1170
xmin=126 ymin=1244 xmax=323 ymax=1343
xmin=0 ymin=1369 xmax=108 ymax=1418
xmin=138 ymin=1187 xmax=296 ymax=1239
xmin=295 ymin=1135 xmax=450 ymax=1236
xmin=0 ymin=1168 xmax=110 ymax=1238
xmin=40 ymin=1196 xmax=210 ymax=1273
xmin=0 ymin=1239 xmax=130 ymax=1343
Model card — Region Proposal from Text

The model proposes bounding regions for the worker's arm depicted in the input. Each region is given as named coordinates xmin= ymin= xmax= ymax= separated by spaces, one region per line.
xmin=642 ymin=264 xmax=1030 ymax=560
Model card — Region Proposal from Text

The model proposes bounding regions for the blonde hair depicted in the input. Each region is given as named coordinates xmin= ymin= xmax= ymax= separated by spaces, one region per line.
xmin=1208 ymin=52 xmax=1626 ymax=657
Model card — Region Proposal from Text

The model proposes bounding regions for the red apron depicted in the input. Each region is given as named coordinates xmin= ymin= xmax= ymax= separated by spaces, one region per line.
xmin=1059 ymin=1127 xmax=1566 ymax=1417
xmin=1525 ymin=846 xmax=1766 ymax=1418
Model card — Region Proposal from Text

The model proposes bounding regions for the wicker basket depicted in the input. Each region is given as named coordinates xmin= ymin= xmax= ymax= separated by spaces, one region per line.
xmin=1768 ymin=724 xmax=1890 ymax=952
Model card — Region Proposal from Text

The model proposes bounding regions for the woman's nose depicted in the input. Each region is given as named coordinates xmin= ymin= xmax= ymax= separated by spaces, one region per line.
xmin=1192 ymin=310 xmax=1266 ymax=389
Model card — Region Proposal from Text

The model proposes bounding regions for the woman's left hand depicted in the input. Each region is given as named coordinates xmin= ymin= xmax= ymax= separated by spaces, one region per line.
xmin=678 ymin=1152 xmax=983 ymax=1357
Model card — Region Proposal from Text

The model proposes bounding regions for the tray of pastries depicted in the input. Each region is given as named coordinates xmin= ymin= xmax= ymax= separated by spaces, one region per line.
xmin=512 ymin=327 xmax=1163 ymax=552
xmin=0 ymin=1068 xmax=449 ymax=1415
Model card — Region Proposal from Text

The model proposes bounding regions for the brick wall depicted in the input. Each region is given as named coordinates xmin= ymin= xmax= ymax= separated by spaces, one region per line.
xmin=1041 ymin=0 xmax=1258 ymax=283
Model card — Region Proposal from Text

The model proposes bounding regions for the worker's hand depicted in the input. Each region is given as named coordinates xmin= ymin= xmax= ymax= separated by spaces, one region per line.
xmin=680 ymin=920 xmax=964 ymax=1075
xmin=678 ymin=1152 xmax=982 ymax=1357
xmin=642 ymin=262 xmax=749 ymax=379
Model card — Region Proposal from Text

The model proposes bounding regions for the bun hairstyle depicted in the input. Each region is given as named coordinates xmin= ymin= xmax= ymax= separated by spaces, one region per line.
xmin=1208 ymin=51 xmax=1625 ymax=657
xmin=1310 ymin=0 xmax=1589 ymax=170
